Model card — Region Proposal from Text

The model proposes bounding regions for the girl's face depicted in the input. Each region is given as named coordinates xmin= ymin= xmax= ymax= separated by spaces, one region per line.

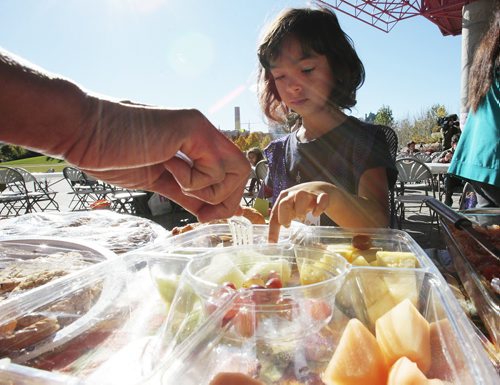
xmin=269 ymin=37 xmax=335 ymax=119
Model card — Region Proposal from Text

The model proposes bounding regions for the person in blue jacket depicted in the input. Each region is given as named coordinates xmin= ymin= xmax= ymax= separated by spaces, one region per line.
xmin=448 ymin=8 xmax=500 ymax=208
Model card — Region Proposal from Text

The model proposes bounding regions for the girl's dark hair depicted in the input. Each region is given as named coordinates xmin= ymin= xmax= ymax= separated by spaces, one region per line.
xmin=257 ymin=7 xmax=365 ymax=128
xmin=468 ymin=7 xmax=499 ymax=112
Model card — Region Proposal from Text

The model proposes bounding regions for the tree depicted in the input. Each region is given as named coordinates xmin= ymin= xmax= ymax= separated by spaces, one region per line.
xmin=374 ymin=105 xmax=394 ymax=127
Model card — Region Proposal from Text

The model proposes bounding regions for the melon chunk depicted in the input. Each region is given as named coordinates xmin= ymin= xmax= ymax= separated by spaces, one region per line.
xmin=323 ymin=318 xmax=388 ymax=385
xmin=388 ymin=357 xmax=445 ymax=385
xmin=246 ymin=258 xmax=291 ymax=285
xmin=375 ymin=299 xmax=431 ymax=373
xmin=202 ymin=254 xmax=247 ymax=288
xmin=428 ymin=319 xmax=471 ymax=383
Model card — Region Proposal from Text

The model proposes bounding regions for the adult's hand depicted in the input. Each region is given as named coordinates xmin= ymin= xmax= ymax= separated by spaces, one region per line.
xmin=71 ymin=103 xmax=250 ymax=222
xmin=0 ymin=49 xmax=250 ymax=222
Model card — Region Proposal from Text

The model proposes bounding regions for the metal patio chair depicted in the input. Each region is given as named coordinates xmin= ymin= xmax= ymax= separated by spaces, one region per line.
xmin=395 ymin=157 xmax=437 ymax=229
xmin=14 ymin=167 xmax=60 ymax=212
xmin=63 ymin=166 xmax=112 ymax=210
xmin=378 ymin=125 xmax=398 ymax=228
xmin=0 ymin=166 xmax=32 ymax=217
xmin=107 ymin=187 xmax=148 ymax=215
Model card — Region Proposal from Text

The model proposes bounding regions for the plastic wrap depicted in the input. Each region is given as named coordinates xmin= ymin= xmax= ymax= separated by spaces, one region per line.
xmin=0 ymin=211 xmax=169 ymax=254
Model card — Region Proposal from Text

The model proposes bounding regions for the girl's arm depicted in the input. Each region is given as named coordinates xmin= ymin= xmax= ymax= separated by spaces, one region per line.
xmin=268 ymin=167 xmax=389 ymax=242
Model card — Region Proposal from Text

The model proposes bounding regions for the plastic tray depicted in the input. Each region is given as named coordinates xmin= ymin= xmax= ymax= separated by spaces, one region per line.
xmin=159 ymin=247 xmax=498 ymax=385
xmin=0 ymin=211 xmax=169 ymax=254
xmin=0 ymin=245 xmax=497 ymax=385
xmin=0 ymin=252 xmax=191 ymax=384
xmin=439 ymin=211 xmax=499 ymax=347
xmin=154 ymin=224 xmax=437 ymax=270
xmin=0 ymin=237 xmax=116 ymax=303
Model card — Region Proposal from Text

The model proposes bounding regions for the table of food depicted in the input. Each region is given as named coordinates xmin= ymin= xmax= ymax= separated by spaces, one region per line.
xmin=0 ymin=209 xmax=498 ymax=385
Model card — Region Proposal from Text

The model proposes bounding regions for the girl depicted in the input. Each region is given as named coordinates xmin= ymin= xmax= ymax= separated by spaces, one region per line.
xmin=256 ymin=8 xmax=397 ymax=241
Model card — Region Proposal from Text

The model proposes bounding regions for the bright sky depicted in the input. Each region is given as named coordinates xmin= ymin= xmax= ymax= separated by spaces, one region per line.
xmin=0 ymin=0 xmax=463 ymax=132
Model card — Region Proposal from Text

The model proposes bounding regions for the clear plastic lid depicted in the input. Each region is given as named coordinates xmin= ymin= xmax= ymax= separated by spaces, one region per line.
xmin=0 ymin=211 xmax=169 ymax=254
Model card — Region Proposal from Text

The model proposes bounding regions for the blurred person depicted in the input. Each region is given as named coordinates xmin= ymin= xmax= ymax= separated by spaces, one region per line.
xmin=255 ymin=8 xmax=396 ymax=241
xmin=437 ymin=134 xmax=463 ymax=207
xmin=448 ymin=9 xmax=500 ymax=207
xmin=439 ymin=114 xmax=461 ymax=151
xmin=246 ymin=147 xmax=265 ymax=194
xmin=0 ymin=48 xmax=250 ymax=221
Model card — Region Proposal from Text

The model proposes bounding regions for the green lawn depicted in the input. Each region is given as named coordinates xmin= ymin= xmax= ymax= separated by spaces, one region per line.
xmin=1 ymin=156 xmax=68 ymax=172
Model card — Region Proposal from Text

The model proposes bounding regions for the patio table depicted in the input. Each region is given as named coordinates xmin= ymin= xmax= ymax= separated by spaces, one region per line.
xmin=426 ymin=162 xmax=450 ymax=200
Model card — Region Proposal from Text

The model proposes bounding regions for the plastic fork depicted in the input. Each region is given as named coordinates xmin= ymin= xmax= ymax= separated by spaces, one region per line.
xmin=227 ymin=216 xmax=253 ymax=246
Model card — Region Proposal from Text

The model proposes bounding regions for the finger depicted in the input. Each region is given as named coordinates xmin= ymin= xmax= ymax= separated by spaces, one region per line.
xmin=195 ymin=181 xmax=247 ymax=222
xmin=312 ymin=193 xmax=329 ymax=217
xmin=164 ymin=156 xmax=224 ymax=191
xmin=293 ymin=190 xmax=314 ymax=220
xmin=267 ymin=206 xmax=282 ymax=243
xmin=280 ymin=194 xmax=301 ymax=228
xmin=165 ymin=158 xmax=250 ymax=205
xmin=182 ymin=171 xmax=249 ymax=205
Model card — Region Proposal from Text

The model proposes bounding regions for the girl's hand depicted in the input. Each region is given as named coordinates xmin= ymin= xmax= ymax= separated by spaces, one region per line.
xmin=268 ymin=182 xmax=331 ymax=243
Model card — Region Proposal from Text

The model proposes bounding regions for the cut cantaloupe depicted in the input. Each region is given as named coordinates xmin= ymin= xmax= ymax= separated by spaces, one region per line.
xmin=375 ymin=299 xmax=431 ymax=373
xmin=323 ymin=318 xmax=388 ymax=385
xmin=428 ymin=319 xmax=471 ymax=383
xmin=209 ymin=372 xmax=265 ymax=385
xmin=388 ymin=357 xmax=445 ymax=385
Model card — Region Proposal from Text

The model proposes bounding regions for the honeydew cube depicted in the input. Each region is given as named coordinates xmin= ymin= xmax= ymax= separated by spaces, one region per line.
xmin=376 ymin=251 xmax=419 ymax=268
xmin=202 ymin=254 xmax=247 ymax=288
xmin=323 ymin=318 xmax=388 ymax=385
xmin=376 ymin=299 xmax=431 ymax=373
xmin=245 ymin=258 xmax=292 ymax=284
xmin=155 ymin=274 xmax=180 ymax=305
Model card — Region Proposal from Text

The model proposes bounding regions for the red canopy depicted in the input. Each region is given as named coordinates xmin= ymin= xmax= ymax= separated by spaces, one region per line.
xmin=314 ymin=0 xmax=478 ymax=36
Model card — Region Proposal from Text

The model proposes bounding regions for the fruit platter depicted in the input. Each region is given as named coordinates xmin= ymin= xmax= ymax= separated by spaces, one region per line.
xmin=0 ymin=226 xmax=497 ymax=385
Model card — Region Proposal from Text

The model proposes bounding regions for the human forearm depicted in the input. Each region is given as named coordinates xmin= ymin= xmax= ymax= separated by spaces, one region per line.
xmin=0 ymin=49 xmax=88 ymax=157
xmin=322 ymin=183 xmax=389 ymax=228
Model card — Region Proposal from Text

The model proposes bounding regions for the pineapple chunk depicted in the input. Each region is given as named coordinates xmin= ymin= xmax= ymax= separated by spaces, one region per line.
xmin=351 ymin=256 xmax=370 ymax=266
xmin=376 ymin=251 xmax=418 ymax=268
xmin=325 ymin=244 xmax=354 ymax=262
xmin=352 ymin=247 xmax=382 ymax=263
